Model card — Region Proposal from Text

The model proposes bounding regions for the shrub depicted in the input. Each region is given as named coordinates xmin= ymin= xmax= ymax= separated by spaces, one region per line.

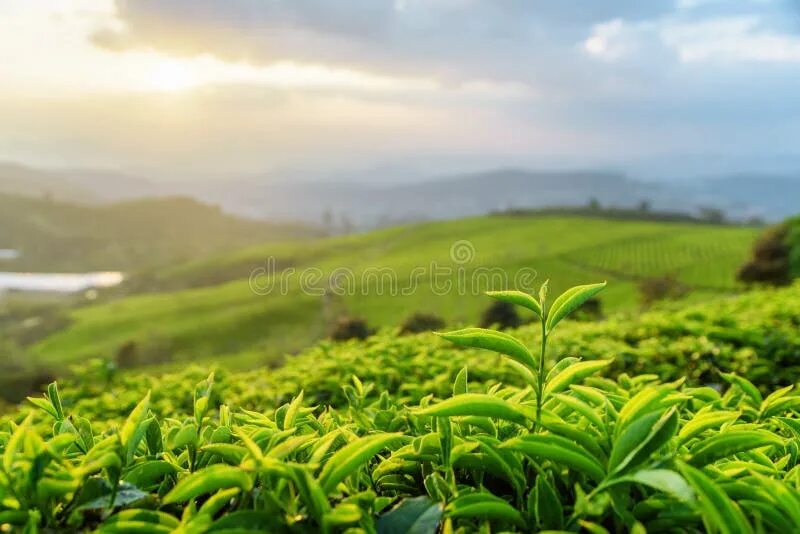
xmin=789 ymin=216 xmax=800 ymax=279
xmin=329 ymin=316 xmax=373 ymax=341
xmin=571 ymin=296 xmax=602 ymax=321
xmin=399 ymin=312 xmax=446 ymax=335
xmin=479 ymin=300 xmax=521 ymax=329
xmin=638 ymin=274 xmax=689 ymax=307
xmin=115 ymin=340 xmax=139 ymax=368
xmin=737 ymin=223 xmax=791 ymax=286
xmin=8 ymin=280 xmax=800 ymax=532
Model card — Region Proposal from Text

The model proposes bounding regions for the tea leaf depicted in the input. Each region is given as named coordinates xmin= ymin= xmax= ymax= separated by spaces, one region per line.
xmin=545 ymin=360 xmax=613 ymax=396
xmin=446 ymin=493 xmax=526 ymax=529
xmin=534 ymin=475 xmax=563 ymax=530
xmin=688 ymin=430 xmax=784 ymax=467
xmin=612 ymin=468 xmax=694 ymax=502
xmin=318 ymin=433 xmax=406 ymax=493
xmin=677 ymin=461 xmax=753 ymax=534
xmin=545 ymin=282 xmax=606 ymax=333
xmin=608 ymin=407 xmax=678 ymax=475
xmin=377 ymin=495 xmax=443 ymax=534
xmin=452 ymin=367 xmax=468 ymax=396
xmin=416 ymin=394 xmax=536 ymax=426
xmin=485 ymin=290 xmax=542 ymax=320
xmin=162 ymin=465 xmax=253 ymax=504
xmin=502 ymin=434 xmax=606 ymax=481
xmin=436 ymin=328 xmax=537 ymax=372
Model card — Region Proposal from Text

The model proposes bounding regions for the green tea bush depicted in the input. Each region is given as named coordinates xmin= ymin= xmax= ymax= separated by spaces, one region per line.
xmin=2 ymin=282 xmax=800 ymax=532
xmin=738 ymin=224 xmax=791 ymax=286
xmin=738 ymin=215 xmax=800 ymax=286
xmin=329 ymin=317 xmax=374 ymax=342
xmin=399 ymin=312 xmax=446 ymax=335
xmin=571 ymin=296 xmax=603 ymax=321
xmin=638 ymin=274 xmax=689 ymax=307
xmin=479 ymin=301 xmax=521 ymax=330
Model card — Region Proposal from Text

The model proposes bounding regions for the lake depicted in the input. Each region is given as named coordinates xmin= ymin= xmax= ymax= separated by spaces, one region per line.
xmin=0 ymin=272 xmax=124 ymax=293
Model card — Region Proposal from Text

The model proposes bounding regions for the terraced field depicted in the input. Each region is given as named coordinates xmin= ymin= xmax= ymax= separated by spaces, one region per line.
xmin=27 ymin=215 xmax=758 ymax=372
xmin=562 ymin=229 xmax=756 ymax=288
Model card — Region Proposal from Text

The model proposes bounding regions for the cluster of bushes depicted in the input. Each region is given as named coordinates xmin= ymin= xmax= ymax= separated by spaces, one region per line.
xmin=329 ymin=299 xmax=602 ymax=343
xmin=3 ymin=282 xmax=800 ymax=532
xmin=329 ymin=312 xmax=446 ymax=341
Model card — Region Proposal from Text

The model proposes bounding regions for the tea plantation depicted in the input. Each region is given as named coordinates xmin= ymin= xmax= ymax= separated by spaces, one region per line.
xmin=27 ymin=215 xmax=757 ymax=373
xmin=2 ymin=281 xmax=800 ymax=532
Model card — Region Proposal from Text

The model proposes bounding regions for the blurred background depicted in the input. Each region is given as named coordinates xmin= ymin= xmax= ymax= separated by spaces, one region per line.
xmin=1 ymin=0 xmax=798 ymax=401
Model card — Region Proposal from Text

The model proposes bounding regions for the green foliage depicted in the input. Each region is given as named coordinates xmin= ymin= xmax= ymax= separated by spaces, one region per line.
xmin=737 ymin=223 xmax=792 ymax=286
xmin=26 ymin=215 xmax=756 ymax=378
xmin=638 ymin=274 xmax=690 ymax=307
xmin=786 ymin=215 xmax=800 ymax=280
xmin=2 ymin=281 xmax=800 ymax=531
xmin=738 ymin=215 xmax=800 ymax=286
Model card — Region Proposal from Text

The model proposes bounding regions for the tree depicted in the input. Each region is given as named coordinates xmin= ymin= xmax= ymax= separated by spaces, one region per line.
xmin=698 ymin=207 xmax=726 ymax=224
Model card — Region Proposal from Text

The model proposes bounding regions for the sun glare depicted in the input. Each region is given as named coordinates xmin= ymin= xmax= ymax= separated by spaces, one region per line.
xmin=148 ymin=59 xmax=198 ymax=92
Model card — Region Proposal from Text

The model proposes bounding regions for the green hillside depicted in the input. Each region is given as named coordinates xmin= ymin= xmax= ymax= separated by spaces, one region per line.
xmin=0 ymin=194 xmax=314 ymax=272
xmin=27 ymin=215 xmax=758 ymax=374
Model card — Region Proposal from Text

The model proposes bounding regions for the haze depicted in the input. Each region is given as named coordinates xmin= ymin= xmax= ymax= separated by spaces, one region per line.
xmin=1 ymin=0 xmax=800 ymax=180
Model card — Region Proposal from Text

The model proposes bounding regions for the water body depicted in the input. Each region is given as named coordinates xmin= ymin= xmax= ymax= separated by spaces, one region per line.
xmin=0 ymin=272 xmax=124 ymax=293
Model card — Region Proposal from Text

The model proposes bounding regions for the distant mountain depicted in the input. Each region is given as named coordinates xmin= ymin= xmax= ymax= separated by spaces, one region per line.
xmin=193 ymin=168 xmax=800 ymax=227
xmin=2 ymin=161 xmax=798 ymax=227
xmin=56 ymin=168 xmax=159 ymax=202
xmin=0 ymin=162 xmax=159 ymax=204
xmin=689 ymin=174 xmax=800 ymax=221
xmin=189 ymin=169 xmax=656 ymax=227
xmin=0 ymin=162 xmax=96 ymax=203
xmin=0 ymin=193 xmax=315 ymax=272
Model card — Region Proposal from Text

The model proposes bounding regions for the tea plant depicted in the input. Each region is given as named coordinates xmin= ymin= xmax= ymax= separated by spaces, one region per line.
xmin=437 ymin=280 xmax=608 ymax=425
xmin=2 ymin=281 xmax=800 ymax=532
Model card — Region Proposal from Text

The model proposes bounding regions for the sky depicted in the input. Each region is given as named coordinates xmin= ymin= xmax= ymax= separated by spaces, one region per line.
xmin=1 ymin=0 xmax=799 ymax=180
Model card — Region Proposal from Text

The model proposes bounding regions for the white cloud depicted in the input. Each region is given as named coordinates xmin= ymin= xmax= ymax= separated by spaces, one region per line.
xmin=2 ymin=0 xmax=800 ymax=174
xmin=583 ymin=11 xmax=800 ymax=65
xmin=661 ymin=16 xmax=800 ymax=63
xmin=583 ymin=19 xmax=629 ymax=61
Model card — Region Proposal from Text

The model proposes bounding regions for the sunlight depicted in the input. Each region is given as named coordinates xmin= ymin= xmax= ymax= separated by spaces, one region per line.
xmin=147 ymin=59 xmax=198 ymax=93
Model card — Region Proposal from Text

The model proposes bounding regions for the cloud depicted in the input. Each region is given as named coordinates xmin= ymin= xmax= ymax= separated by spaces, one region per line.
xmin=94 ymin=0 xmax=675 ymax=85
xmin=4 ymin=0 xmax=800 ymax=176
xmin=583 ymin=19 xmax=643 ymax=61
xmin=582 ymin=2 xmax=800 ymax=65
xmin=662 ymin=16 xmax=800 ymax=62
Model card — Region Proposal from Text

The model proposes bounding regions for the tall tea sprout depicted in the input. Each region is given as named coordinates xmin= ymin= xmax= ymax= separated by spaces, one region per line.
xmin=437 ymin=280 xmax=607 ymax=423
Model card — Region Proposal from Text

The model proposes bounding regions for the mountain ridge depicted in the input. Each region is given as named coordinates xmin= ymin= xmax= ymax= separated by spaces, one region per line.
xmin=3 ymin=161 xmax=798 ymax=226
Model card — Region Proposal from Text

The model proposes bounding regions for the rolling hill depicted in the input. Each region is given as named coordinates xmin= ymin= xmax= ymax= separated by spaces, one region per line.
xmin=25 ymin=214 xmax=758 ymax=377
xmin=0 ymin=161 xmax=160 ymax=203
xmin=0 ymin=194 xmax=316 ymax=272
